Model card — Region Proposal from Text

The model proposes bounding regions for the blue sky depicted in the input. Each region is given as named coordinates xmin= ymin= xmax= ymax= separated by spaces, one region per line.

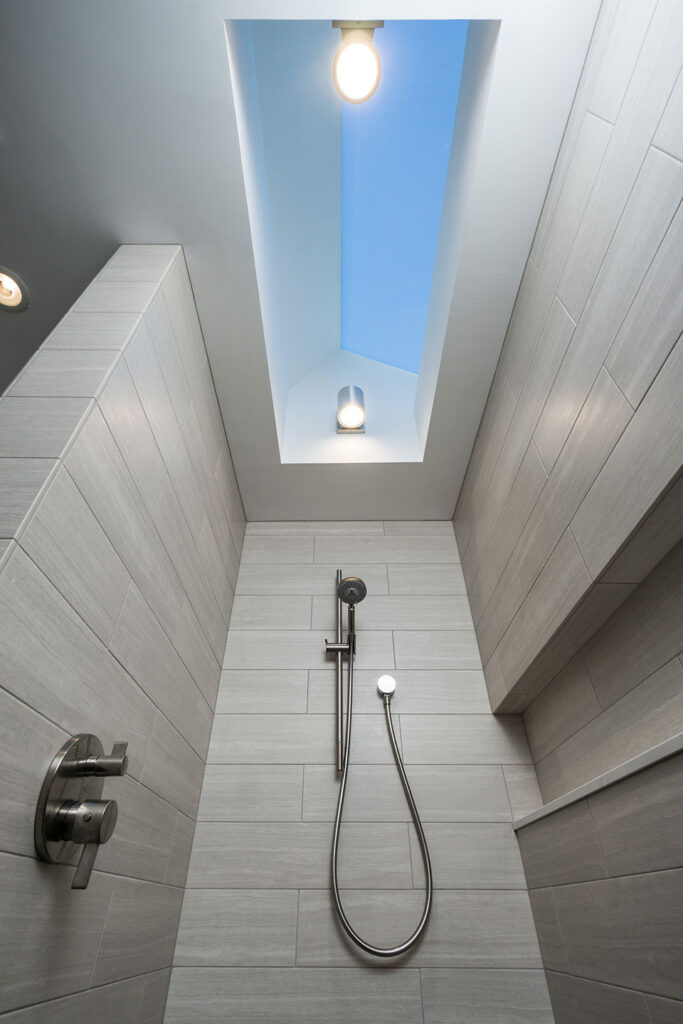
xmin=341 ymin=20 xmax=468 ymax=373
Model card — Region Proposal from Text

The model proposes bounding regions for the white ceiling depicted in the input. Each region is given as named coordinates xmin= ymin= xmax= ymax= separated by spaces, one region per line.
xmin=0 ymin=0 xmax=599 ymax=520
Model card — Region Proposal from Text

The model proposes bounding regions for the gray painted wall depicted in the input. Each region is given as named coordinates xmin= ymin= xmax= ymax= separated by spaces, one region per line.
xmin=524 ymin=542 xmax=683 ymax=801
xmin=517 ymin=751 xmax=683 ymax=1021
xmin=165 ymin=521 xmax=554 ymax=1024
xmin=453 ymin=0 xmax=683 ymax=712
xmin=0 ymin=246 xmax=245 ymax=1020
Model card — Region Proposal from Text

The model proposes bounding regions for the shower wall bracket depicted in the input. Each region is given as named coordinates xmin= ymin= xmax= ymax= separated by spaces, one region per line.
xmin=34 ymin=733 xmax=128 ymax=890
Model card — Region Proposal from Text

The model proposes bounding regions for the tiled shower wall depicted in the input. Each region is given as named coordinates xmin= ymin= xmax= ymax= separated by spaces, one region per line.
xmin=454 ymin=0 xmax=683 ymax=711
xmin=165 ymin=522 xmax=554 ymax=1024
xmin=0 ymin=246 xmax=245 ymax=1019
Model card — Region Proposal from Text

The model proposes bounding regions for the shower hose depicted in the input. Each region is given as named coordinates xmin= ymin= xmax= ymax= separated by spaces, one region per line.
xmin=331 ymin=656 xmax=433 ymax=957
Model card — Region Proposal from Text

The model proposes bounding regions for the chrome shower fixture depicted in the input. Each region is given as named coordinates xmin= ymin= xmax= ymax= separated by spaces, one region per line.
xmin=325 ymin=571 xmax=433 ymax=958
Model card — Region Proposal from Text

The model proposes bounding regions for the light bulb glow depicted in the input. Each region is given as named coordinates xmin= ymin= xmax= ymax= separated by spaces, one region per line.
xmin=338 ymin=403 xmax=365 ymax=429
xmin=333 ymin=31 xmax=381 ymax=103
xmin=0 ymin=272 xmax=24 ymax=308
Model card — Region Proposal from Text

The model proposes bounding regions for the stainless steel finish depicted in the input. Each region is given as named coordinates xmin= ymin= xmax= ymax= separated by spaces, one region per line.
xmin=336 ymin=568 xmax=343 ymax=772
xmin=324 ymin=574 xmax=433 ymax=957
xmin=34 ymin=733 xmax=128 ymax=889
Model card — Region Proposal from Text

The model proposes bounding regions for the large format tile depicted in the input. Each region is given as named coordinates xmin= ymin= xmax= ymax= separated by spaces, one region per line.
xmin=0 ymin=396 xmax=91 ymax=457
xmin=92 ymin=877 xmax=183 ymax=986
xmin=19 ymin=466 xmax=130 ymax=645
xmin=517 ymin=799 xmax=608 ymax=888
xmin=224 ymin=629 xmax=394 ymax=670
xmin=230 ymin=595 xmax=312 ymax=630
xmin=503 ymin=765 xmax=542 ymax=820
xmin=187 ymin=822 xmax=413 ymax=889
xmin=198 ymin=765 xmax=304 ymax=821
xmin=165 ymin=967 xmax=423 ymax=1024
xmin=8 ymin=348 xmax=119 ymax=398
xmin=95 ymin=773 xmax=179 ymax=884
xmin=0 ymin=974 xmax=155 ymax=1024
xmin=527 ymin=888 xmax=570 ymax=973
xmin=302 ymin=764 xmax=512 ymax=823
xmin=296 ymin=889 xmax=542 ymax=967
xmin=0 ymin=457 xmax=56 ymax=538
xmin=241 ymin=534 xmax=314 ymax=563
xmin=0 ymin=853 xmax=114 ymax=1013
xmin=236 ymin=561 xmax=389 ymax=595
xmin=307 ymin=668 xmax=490 ymax=715
xmin=43 ymin=310 xmax=141 ymax=350
xmin=315 ymin=535 xmax=459 ymax=564
xmin=208 ymin=713 xmax=398 ymax=765
xmin=394 ymin=630 xmax=481 ymax=670
xmin=215 ymin=670 xmax=308 ymax=714
xmin=246 ymin=521 xmax=384 ymax=535
xmin=140 ymin=711 xmax=205 ymax=819
xmin=388 ymin=562 xmax=467 ymax=595
xmin=523 ymin=656 xmax=601 ymax=761
xmin=410 ymin=822 xmax=526 ymax=889
xmin=400 ymin=715 xmax=532 ymax=764
xmin=174 ymin=890 xmax=298 ymax=966
xmin=312 ymin=594 xmax=473 ymax=631
xmin=545 ymin=970 xmax=651 ymax=1024
xmin=421 ymin=968 xmax=553 ymax=1023
xmin=72 ymin=279 xmax=160 ymax=313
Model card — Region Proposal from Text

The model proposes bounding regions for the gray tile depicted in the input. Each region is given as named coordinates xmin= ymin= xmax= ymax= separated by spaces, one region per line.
xmin=394 ymin=630 xmax=481 ymax=670
xmin=0 ymin=396 xmax=91 ymax=457
xmin=523 ymin=656 xmax=601 ymax=761
xmin=208 ymin=713 xmax=398 ymax=765
xmin=20 ymin=466 xmax=130 ymax=645
xmin=0 ymin=975 xmax=150 ymax=1024
xmin=8 ymin=348 xmax=119 ymax=398
xmin=585 ymin=0 xmax=658 ymax=122
xmin=545 ymin=970 xmax=651 ymax=1024
xmin=92 ymin=877 xmax=183 ymax=986
xmin=216 ymin=670 xmax=308 ymax=713
xmin=230 ymin=595 xmax=312 ymax=629
xmin=174 ymin=889 xmax=298 ymax=966
xmin=588 ymin=753 xmax=683 ymax=876
xmin=601 ymin=474 xmax=683 ymax=585
xmin=583 ymin=544 xmax=683 ymax=708
xmin=421 ymin=968 xmax=553 ymax=1023
xmin=605 ymin=201 xmax=683 ymax=407
xmin=0 ymin=458 xmax=57 ymax=538
xmin=315 ymin=535 xmax=459 ymax=564
xmin=388 ymin=562 xmax=467 ymax=595
xmin=246 ymin=520 xmax=384 ymax=535
xmin=553 ymin=870 xmax=683 ymax=999
xmin=646 ymin=993 xmax=683 ymax=1024
xmin=0 ymin=852 xmax=114 ymax=1013
xmin=187 ymin=822 xmax=413 ymax=888
xmin=72 ymin=279 xmax=160 ymax=313
xmin=528 ymin=888 xmax=570 ymax=973
xmin=307 ymin=669 xmax=490 ymax=715
xmin=557 ymin=2 xmax=683 ymax=321
xmin=197 ymin=765 xmax=304 ymax=821
xmin=302 ymin=764 xmax=511 ymax=823
xmin=95 ymin=773 xmax=178 ymax=884
xmin=109 ymin=582 xmax=212 ymax=757
xmin=43 ymin=310 xmax=141 ymax=350
xmin=296 ymin=888 xmax=541 ymax=967
xmin=400 ymin=715 xmax=532 ymax=764
xmin=384 ymin=521 xmax=455 ymax=536
xmin=166 ymin=812 xmax=196 ymax=888
xmin=536 ymin=659 xmax=683 ymax=799
xmin=224 ymin=629 xmax=394 ymax=670
xmin=99 ymin=244 xmax=179 ymax=281
xmin=410 ymin=822 xmax=526 ymax=888
xmin=503 ymin=766 xmax=543 ymax=820
xmin=141 ymin=968 xmax=172 ymax=1024
xmin=140 ymin=711 xmax=205 ymax=818
xmin=517 ymin=800 xmax=608 ymax=887
xmin=0 ymin=546 xmax=154 ymax=780
xmin=541 ymin=148 xmax=683 ymax=472
xmin=165 ymin=966 xmax=423 ymax=1024
xmin=653 ymin=56 xmax=683 ymax=161
xmin=241 ymin=534 xmax=314 ymax=563
xmin=236 ymin=561 xmax=388 ymax=595
xmin=0 ymin=688 xmax=68 ymax=857
xmin=312 ymin=594 xmax=473 ymax=631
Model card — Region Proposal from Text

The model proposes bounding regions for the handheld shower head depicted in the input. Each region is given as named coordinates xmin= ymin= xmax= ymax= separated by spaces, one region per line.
xmin=337 ymin=576 xmax=367 ymax=605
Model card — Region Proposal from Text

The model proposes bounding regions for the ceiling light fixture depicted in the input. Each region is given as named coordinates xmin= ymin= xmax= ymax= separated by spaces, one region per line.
xmin=337 ymin=385 xmax=366 ymax=433
xmin=0 ymin=267 xmax=30 ymax=313
xmin=332 ymin=20 xmax=383 ymax=104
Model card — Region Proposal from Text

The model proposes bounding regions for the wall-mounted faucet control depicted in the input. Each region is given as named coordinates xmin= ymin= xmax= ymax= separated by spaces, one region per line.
xmin=34 ymin=734 xmax=128 ymax=889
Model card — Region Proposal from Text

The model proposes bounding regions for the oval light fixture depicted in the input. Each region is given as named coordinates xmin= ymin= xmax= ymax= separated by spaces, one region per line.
xmin=337 ymin=385 xmax=366 ymax=433
xmin=332 ymin=21 xmax=383 ymax=104
xmin=0 ymin=267 xmax=30 ymax=313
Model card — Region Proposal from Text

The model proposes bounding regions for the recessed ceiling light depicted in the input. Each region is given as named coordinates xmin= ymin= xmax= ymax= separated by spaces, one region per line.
xmin=332 ymin=21 xmax=383 ymax=104
xmin=337 ymin=385 xmax=366 ymax=433
xmin=0 ymin=267 xmax=30 ymax=313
